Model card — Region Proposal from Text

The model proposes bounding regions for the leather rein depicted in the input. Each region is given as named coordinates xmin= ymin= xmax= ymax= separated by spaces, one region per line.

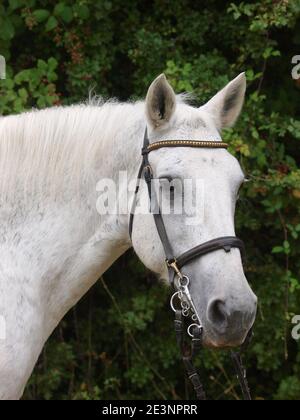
xmin=129 ymin=128 xmax=252 ymax=400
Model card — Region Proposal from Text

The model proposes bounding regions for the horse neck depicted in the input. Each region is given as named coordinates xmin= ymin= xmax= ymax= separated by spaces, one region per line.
xmin=93 ymin=103 xmax=145 ymax=245
xmin=0 ymin=103 xmax=146 ymax=327
xmin=0 ymin=102 xmax=147 ymax=399
xmin=45 ymin=103 xmax=146 ymax=311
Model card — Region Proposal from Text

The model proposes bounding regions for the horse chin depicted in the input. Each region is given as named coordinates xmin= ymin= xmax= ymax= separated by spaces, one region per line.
xmin=202 ymin=332 xmax=245 ymax=349
xmin=204 ymin=341 xmax=238 ymax=349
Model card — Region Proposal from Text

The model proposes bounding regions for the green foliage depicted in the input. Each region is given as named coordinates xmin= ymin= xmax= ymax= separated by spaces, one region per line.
xmin=0 ymin=0 xmax=299 ymax=400
xmin=0 ymin=57 xmax=59 ymax=112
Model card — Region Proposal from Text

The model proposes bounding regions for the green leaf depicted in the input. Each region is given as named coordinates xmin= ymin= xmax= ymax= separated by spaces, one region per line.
xmin=33 ymin=9 xmax=50 ymax=23
xmin=53 ymin=2 xmax=65 ymax=16
xmin=291 ymin=231 xmax=298 ymax=239
xmin=73 ymin=4 xmax=90 ymax=20
xmin=45 ymin=16 xmax=58 ymax=31
xmin=8 ymin=0 xmax=22 ymax=10
xmin=54 ymin=3 xmax=73 ymax=23
xmin=0 ymin=17 xmax=15 ymax=40
xmin=37 ymin=59 xmax=47 ymax=70
xmin=272 ymin=246 xmax=284 ymax=254
xmin=18 ymin=87 xmax=28 ymax=100
xmin=47 ymin=57 xmax=58 ymax=71
xmin=60 ymin=6 xmax=73 ymax=23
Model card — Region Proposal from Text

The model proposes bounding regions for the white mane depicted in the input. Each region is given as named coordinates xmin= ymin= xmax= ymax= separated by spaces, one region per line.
xmin=0 ymin=93 xmax=204 ymax=202
xmin=0 ymin=100 xmax=144 ymax=200
xmin=0 ymin=94 xmax=199 ymax=200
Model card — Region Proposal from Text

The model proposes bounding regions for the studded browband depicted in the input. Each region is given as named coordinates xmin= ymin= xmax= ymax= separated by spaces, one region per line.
xmin=146 ymin=139 xmax=228 ymax=153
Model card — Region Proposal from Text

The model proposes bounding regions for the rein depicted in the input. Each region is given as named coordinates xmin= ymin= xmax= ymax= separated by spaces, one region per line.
xmin=129 ymin=128 xmax=253 ymax=400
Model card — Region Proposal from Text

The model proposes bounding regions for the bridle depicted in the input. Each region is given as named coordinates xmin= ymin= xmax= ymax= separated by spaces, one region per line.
xmin=129 ymin=128 xmax=253 ymax=400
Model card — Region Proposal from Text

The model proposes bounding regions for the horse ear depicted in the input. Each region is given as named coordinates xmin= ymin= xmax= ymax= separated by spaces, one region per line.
xmin=202 ymin=73 xmax=246 ymax=129
xmin=146 ymin=74 xmax=176 ymax=128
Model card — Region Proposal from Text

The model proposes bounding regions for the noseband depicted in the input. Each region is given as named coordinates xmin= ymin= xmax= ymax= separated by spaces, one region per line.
xmin=129 ymin=128 xmax=252 ymax=400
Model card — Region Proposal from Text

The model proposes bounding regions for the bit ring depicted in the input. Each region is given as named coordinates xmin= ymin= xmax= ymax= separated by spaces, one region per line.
xmin=170 ymin=291 xmax=181 ymax=313
xmin=187 ymin=323 xmax=202 ymax=338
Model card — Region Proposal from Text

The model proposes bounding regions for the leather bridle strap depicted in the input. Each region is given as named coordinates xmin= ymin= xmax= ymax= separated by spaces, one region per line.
xmin=129 ymin=128 xmax=175 ymax=262
xmin=176 ymin=237 xmax=246 ymax=269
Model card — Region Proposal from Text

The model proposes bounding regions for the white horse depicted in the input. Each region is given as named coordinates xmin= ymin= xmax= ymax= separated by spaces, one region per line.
xmin=0 ymin=73 xmax=257 ymax=399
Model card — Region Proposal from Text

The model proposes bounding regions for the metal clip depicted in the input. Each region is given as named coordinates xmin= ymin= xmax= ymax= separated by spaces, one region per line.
xmin=166 ymin=259 xmax=183 ymax=280
xmin=143 ymin=165 xmax=153 ymax=183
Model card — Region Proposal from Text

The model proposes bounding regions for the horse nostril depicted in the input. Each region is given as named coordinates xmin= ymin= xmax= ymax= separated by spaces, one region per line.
xmin=206 ymin=294 xmax=257 ymax=341
xmin=207 ymin=299 xmax=229 ymax=331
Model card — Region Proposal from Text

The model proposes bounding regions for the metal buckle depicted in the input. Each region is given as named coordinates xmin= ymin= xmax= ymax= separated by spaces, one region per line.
xmin=166 ymin=258 xmax=183 ymax=280
xmin=143 ymin=165 xmax=153 ymax=178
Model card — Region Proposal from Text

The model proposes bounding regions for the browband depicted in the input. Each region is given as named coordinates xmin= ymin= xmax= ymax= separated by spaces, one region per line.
xmin=145 ymin=140 xmax=228 ymax=153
